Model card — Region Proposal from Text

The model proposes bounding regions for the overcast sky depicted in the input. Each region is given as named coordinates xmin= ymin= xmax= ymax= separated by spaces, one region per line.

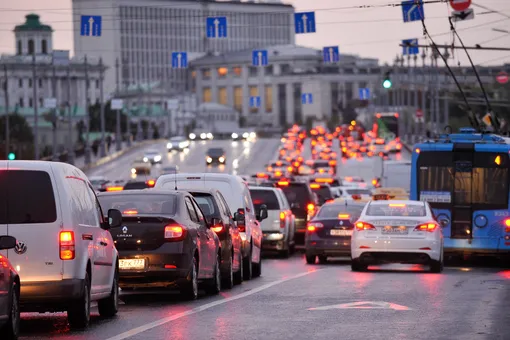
xmin=0 ymin=0 xmax=509 ymax=67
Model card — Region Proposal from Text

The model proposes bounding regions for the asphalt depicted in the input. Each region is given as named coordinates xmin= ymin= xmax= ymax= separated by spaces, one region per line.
xmin=19 ymin=139 xmax=510 ymax=340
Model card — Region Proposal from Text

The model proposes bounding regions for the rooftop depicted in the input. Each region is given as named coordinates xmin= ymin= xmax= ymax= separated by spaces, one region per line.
xmin=14 ymin=14 xmax=52 ymax=32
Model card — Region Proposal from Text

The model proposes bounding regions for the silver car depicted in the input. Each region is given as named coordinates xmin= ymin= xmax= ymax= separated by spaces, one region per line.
xmin=143 ymin=150 xmax=163 ymax=164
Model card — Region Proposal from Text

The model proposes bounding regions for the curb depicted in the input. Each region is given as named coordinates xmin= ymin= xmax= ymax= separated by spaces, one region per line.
xmin=79 ymin=139 xmax=166 ymax=172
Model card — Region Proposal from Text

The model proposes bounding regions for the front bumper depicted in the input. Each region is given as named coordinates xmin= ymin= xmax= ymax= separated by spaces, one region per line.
xmin=262 ymin=232 xmax=286 ymax=251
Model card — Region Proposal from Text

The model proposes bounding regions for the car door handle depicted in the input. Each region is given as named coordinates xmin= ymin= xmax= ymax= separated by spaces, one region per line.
xmin=82 ymin=234 xmax=93 ymax=241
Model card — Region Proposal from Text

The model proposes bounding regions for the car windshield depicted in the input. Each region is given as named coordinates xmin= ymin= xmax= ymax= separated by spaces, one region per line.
xmin=191 ymin=193 xmax=218 ymax=217
xmin=98 ymin=194 xmax=177 ymax=215
xmin=250 ymin=189 xmax=280 ymax=210
xmin=145 ymin=151 xmax=159 ymax=155
xmin=366 ymin=203 xmax=426 ymax=217
xmin=345 ymin=189 xmax=371 ymax=195
xmin=316 ymin=204 xmax=364 ymax=220
xmin=207 ymin=148 xmax=224 ymax=156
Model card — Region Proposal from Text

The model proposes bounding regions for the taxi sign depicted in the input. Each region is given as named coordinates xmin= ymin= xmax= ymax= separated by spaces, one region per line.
xmin=373 ymin=194 xmax=390 ymax=201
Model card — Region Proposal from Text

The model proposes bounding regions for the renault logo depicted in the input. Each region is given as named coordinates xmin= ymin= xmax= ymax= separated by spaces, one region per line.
xmin=122 ymin=226 xmax=128 ymax=233
xmin=14 ymin=240 xmax=27 ymax=255
xmin=339 ymin=221 xmax=344 ymax=225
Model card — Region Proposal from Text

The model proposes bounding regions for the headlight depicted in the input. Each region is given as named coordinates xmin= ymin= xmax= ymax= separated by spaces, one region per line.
xmin=200 ymin=133 xmax=207 ymax=139
xmin=232 ymin=133 xmax=238 ymax=139
xmin=131 ymin=168 xmax=136 ymax=174
xmin=219 ymin=156 xmax=225 ymax=163
xmin=167 ymin=143 xmax=173 ymax=148
xmin=189 ymin=133 xmax=196 ymax=140
xmin=250 ymin=132 xmax=256 ymax=139
xmin=154 ymin=155 xmax=162 ymax=162
xmin=206 ymin=157 xmax=212 ymax=163
xmin=207 ymin=133 xmax=213 ymax=139
xmin=143 ymin=157 xmax=148 ymax=162
xmin=242 ymin=132 xmax=249 ymax=138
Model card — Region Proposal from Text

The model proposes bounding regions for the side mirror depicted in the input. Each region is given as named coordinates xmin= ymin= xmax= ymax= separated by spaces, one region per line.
xmin=257 ymin=204 xmax=268 ymax=221
xmin=234 ymin=208 xmax=246 ymax=226
xmin=106 ymin=209 xmax=122 ymax=229
xmin=0 ymin=235 xmax=16 ymax=250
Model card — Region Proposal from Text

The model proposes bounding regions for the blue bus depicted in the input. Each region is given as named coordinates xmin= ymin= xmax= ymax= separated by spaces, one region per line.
xmin=410 ymin=128 xmax=510 ymax=257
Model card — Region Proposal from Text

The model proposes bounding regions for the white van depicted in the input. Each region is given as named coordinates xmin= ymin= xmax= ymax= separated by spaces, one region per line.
xmin=0 ymin=161 xmax=122 ymax=329
xmin=155 ymin=173 xmax=265 ymax=279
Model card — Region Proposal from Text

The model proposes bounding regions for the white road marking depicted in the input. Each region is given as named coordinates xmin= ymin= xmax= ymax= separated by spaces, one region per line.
xmin=309 ymin=301 xmax=411 ymax=311
xmin=105 ymin=269 xmax=321 ymax=340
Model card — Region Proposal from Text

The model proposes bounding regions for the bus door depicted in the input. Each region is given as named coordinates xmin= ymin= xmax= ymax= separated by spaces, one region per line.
xmin=451 ymin=144 xmax=474 ymax=239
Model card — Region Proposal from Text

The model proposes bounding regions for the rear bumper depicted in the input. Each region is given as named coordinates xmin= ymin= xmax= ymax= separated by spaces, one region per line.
xmin=354 ymin=251 xmax=434 ymax=265
xmin=262 ymin=232 xmax=287 ymax=251
xmin=306 ymin=239 xmax=351 ymax=256
xmin=20 ymin=279 xmax=83 ymax=312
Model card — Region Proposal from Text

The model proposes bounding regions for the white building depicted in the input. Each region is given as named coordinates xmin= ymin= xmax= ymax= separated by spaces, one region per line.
xmin=72 ymin=0 xmax=295 ymax=96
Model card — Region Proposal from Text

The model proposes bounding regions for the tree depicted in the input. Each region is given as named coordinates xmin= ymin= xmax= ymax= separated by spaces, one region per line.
xmin=0 ymin=113 xmax=34 ymax=159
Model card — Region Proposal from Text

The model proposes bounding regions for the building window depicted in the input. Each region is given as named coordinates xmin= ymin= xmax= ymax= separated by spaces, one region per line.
xmin=217 ymin=67 xmax=228 ymax=78
xmin=202 ymin=87 xmax=212 ymax=103
xmin=249 ymin=86 xmax=258 ymax=113
xmin=29 ymin=98 xmax=33 ymax=107
xmin=233 ymin=67 xmax=242 ymax=77
xmin=19 ymin=98 xmax=24 ymax=107
xmin=265 ymin=85 xmax=273 ymax=113
xmin=29 ymin=78 xmax=32 ymax=88
xmin=42 ymin=40 xmax=47 ymax=54
xmin=201 ymin=69 xmax=211 ymax=79
xmin=265 ymin=66 xmax=273 ymax=76
xmin=248 ymin=67 xmax=258 ymax=77
xmin=234 ymin=86 xmax=242 ymax=112
xmin=278 ymin=84 xmax=287 ymax=127
xmin=38 ymin=78 xmax=43 ymax=88
xmin=28 ymin=39 xmax=34 ymax=55
xmin=281 ymin=64 xmax=291 ymax=75
xmin=293 ymin=83 xmax=302 ymax=124
xmin=17 ymin=40 xmax=22 ymax=55
xmin=218 ymin=87 xmax=227 ymax=105
xmin=18 ymin=79 xmax=23 ymax=88
xmin=96 ymin=79 xmax=100 ymax=89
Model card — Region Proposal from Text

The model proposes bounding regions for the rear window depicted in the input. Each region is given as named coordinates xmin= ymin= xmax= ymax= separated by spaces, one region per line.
xmin=123 ymin=182 xmax=149 ymax=190
xmin=366 ymin=203 xmax=426 ymax=217
xmin=317 ymin=204 xmax=364 ymax=219
xmin=190 ymin=193 xmax=218 ymax=217
xmin=98 ymin=194 xmax=177 ymax=215
xmin=280 ymin=184 xmax=314 ymax=208
xmin=0 ymin=170 xmax=57 ymax=224
xmin=345 ymin=189 xmax=371 ymax=195
xmin=249 ymin=189 xmax=280 ymax=210
xmin=312 ymin=186 xmax=334 ymax=200
xmin=312 ymin=162 xmax=329 ymax=169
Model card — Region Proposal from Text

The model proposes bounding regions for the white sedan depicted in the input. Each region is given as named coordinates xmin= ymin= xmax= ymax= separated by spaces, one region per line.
xmin=351 ymin=200 xmax=443 ymax=273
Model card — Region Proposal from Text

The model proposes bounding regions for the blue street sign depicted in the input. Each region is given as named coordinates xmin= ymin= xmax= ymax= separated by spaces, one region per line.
xmin=252 ymin=50 xmax=268 ymax=67
xmin=301 ymin=93 xmax=313 ymax=104
xmin=206 ymin=17 xmax=227 ymax=38
xmin=402 ymin=0 xmax=424 ymax=23
xmin=294 ymin=12 xmax=316 ymax=34
xmin=358 ymin=88 xmax=371 ymax=100
xmin=171 ymin=52 xmax=188 ymax=68
xmin=402 ymin=39 xmax=419 ymax=55
xmin=323 ymin=46 xmax=339 ymax=63
xmin=250 ymin=96 xmax=261 ymax=108
xmin=80 ymin=15 xmax=102 ymax=37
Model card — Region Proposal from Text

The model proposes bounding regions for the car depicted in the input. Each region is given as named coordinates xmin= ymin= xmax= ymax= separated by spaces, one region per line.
xmin=206 ymin=148 xmax=226 ymax=166
xmin=249 ymin=186 xmax=295 ymax=257
xmin=143 ymin=150 xmax=163 ymax=164
xmin=0 ymin=161 xmax=122 ymax=329
xmin=351 ymin=200 xmax=444 ymax=273
xmin=131 ymin=158 xmax=152 ymax=175
xmin=167 ymin=136 xmax=190 ymax=152
xmin=369 ymin=138 xmax=389 ymax=157
xmin=160 ymin=165 xmax=179 ymax=176
xmin=155 ymin=173 xmax=265 ymax=280
xmin=305 ymin=201 xmax=366 ymax=264
xmin=98 ymin=190 xmax=222 ymax=299
xmin=89 ymin=176 xmax=109 ymax=191
xmin=309 ymin=183 xmax=335 ymax=206
xmin=188 ymin=189 xmax=244 ymax=288
xmin=123 ymin=179 xmax=156 ymax=190
xmin=0 ymin=235 xmax=20 ymax=340
xmin=332 ymin=186 xmax=372 ymax=200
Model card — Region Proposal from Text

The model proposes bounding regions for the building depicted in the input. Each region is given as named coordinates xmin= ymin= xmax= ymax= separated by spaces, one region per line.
xmin=72 ymin=0 xmax=295 ymax=96
xmin=0 ymin=14 xmax=103 ymax=150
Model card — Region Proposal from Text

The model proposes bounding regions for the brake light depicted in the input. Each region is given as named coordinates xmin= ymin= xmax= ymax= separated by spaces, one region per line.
xmin=351 ymin=194 xmax=361 ymax=200
xmin=164 ymin=225 xmax=184 ymax=240
xmin=275 ymin=171 xmax=282 ymax=177
xmin=329 ymin=160 xmax=337 ymax=166
xmin=293 ymin=161 xmax=300 ymax=167
xmin=338 ymin=214 xmax=350 ymax=219
xmin=257 ymin=173 xmax=268 ymax=178
xmin=287 ymin=166 xmax=293 ymax=172
xmin=307 ymin=222 xmax=323 ymax=232
xmin=505 ymin=219 xmax=510 ymax=233
xmin=277 ymin=181 xmax=289 ymax=186
xmin=123 ymin=210 xmax=138 ymax=215
xmin=371 ymin=179 xmax=378 ymax=186
xmin=310 ymin=183 xmax=320 ymax=189
xmin=389 ymin=203 xmax=406 ymax=207
xmin=415 ymin=222 xmax=439 ymax=232
xmin=60 ymin=231 xmax=75 ymax=260
xmin=280 ymin=211 xmax=287 ymax=229
xmin=106 ymin=186 xmax=124 ymax=192
xmin=280 ymin=212 xmax=286 ymax=220
xmin=307 ymin=203 xmax=315 ymax=213
xmin=211 ymin=224 xmax=224 ymax=233
xmin=355 ymin=221 xmax=376 ymax=230
xmin=147 ymin=179 xmax=155 ymax=187
xmin=315 ymin=178 xmax=333 ymax=183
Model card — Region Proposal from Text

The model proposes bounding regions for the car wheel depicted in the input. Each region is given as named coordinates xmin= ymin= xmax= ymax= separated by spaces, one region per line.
xmin=351 ymin=259 xmax=368 ymax=272
xmin=181 ymin=257 xmax=198 ymax=300
xmin=252 ymin=256 xmax=262 ymax=278
xmin=0 ymin=281 xmax=20 ymax=340
xmin=68 ymin=272 xmax=91 ymax=329
xmin=430 ymin=253 xmax=444 ymax=273
xmin=205 ymin=254 xmax=221 ymax=295
xmin=98 ymin=267 xmax=119 ymax=317
xmin=243 ymin=245 xmax=253 ymax=281
xmin=221 ymin=251 xmax=234 ymax=289
xmin=318 ymin=255 xmax=328 ymax=264
xmin=233 ymin=252 xmax=243 ymax=285
xmin=306 ymin=254 xmax=316 ymax=264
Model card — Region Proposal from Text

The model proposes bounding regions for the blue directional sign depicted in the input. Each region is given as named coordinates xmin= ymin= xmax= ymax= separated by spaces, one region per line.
xmin=206 ymin=17 xmax=227 ymax=38
xmin=402 ymin=39 xmax=419 ymax=55
xmin=250 ymin=96 xmax=261 ymax=108
xmin=80 ymin=15 xmax=102 ymax=37
xmin=301 ymin=93 xmax=313 ymax=104
xmin=358 ymin=88 xmax=371 ymax=100
xmin=294 ymin=12 xmax=316 ymax=34
xmin=252 ymin=50 xmax=268 ymax=67
xmin=402 ymin=0 xmax=424 ymax=23
xmin=171 ymin=52 xmax=188 ymax=68
xmin=323 ymin=46 xmax=339 ymax=63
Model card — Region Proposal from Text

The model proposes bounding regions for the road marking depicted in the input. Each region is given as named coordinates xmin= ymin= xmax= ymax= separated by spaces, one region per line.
xmin=105 ymin=269 xmax=321 ymax=340
xmin=309 ymin=301 xmax=411 ymax=311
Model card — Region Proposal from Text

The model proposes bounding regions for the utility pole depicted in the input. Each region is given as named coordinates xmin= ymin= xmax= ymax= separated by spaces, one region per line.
xmin=433 ymin=52 xmax=440 ymax=133
xmin=3 ymin=64 xmax=10 ymax=158
xmin=32 ymin=51 xmax=40 ymax=160
xmin=99 ymin=57 xmax=106 ymax=157
xmin=442 ymin=47 xmax=450 ymax=128
xmin=406 ymin=54 xmax=412 ymax=142
xmin=84 ymin=55 xmax=91 ymax=165
xmin=421 ymin=49 xmax=427 ymax=139
xmin=51 ymin=65 xmax=58 ymax=161
xmin=115 ymin=58 xmax=122 ymax=151
xmin=413 ymin=55 xmax=419 ymax=143
xmin=67 ymin=65 xmax=75 ymax=165
xmin=429 ymin=53 xmax=435 ymax=135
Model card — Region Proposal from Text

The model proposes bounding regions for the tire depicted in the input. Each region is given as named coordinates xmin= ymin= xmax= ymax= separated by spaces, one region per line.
xmin=180 ymin=257 xmax=198 ymax=300
xmin=430 ymin=254 xmax=444 ymax=273
xmin=98 ymin=268 xmax=119 ymax=317
xmin=306 ymin=254 xmax=316 ymax=264
xmin=351 ymin=259 xmax=368 ymax=272
xmin=233 ymin=252 xmax=243 ymax=285
xmin=205 ymin=254 xmax=221 ymax=295
xmin=221 ymin=251 xmax=234 ymax=289
xmin=318 ymin=255 xmax=328 ymax=264
xmin=252 ymin=256 xmax=262 ymax=278
xmin=243 ymin=245 xmax=253 ymax=281
xmin=0 ymin=281 xmax=20 ymax=340
xmin=68 ymin=272 xmax=91 ymax=329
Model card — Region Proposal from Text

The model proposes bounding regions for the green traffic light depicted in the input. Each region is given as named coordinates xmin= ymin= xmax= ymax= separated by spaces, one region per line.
xmin=7 ymin=152 xmax=15 ymax=160
xmin=382 ymin=79 xmax=392 ymax=89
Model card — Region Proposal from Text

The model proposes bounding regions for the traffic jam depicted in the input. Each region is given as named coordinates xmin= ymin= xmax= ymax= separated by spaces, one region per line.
xmin=1 ymin=124 xmax=509 ymax=339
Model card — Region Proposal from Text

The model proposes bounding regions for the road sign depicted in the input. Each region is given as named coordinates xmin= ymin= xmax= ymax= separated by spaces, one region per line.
xmin=171 ymin=52 xmax=188 ymax=68
xmin=301 ymin=93 xmax=313 ymax=104
xmin=309 ymin=301 xmax=411 ymax=311
xmin=451 ymin=8 xmax=474 ymax=22
xmin=52 ymin=50 xmax=70 ymax=66
xmin=402 ymin=39 xmax=419 ymax=55
xmin=44 ymin=98 xmax=57 ymax=109
xmin=294 ymin=12 xmax=316 ymax=34
xmin=496 ymin=71 xmax=509 ymax=84
xmin=80 ymin=15 xmax=102 ymax=37
xmin=402 ymin=0 xmax=424 ymax=23
xmin=322 ymin=46 xmax=339 ymax=63
xmin=252 ymin=50 xmax=268 ymax=67
xmin=249 ymin=96 xmax=261 ymax=108
xmin=358 ymin=88 xmax=371 ymax=100
xmin=449 ymin=0 xmax=471 ymax=12
xmin=111 ymin=99 xmax=123 ymax=110
xmin=206 ymin=17 xmax=227 ymax=38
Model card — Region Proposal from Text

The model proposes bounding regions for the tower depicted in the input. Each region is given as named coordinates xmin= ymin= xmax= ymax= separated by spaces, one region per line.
xmin=14 ymin=14 xmax=53 ymax=56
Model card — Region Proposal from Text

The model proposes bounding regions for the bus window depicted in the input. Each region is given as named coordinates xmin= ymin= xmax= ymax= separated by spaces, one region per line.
xmin=472 ymin=167 xmax=508 ymax=206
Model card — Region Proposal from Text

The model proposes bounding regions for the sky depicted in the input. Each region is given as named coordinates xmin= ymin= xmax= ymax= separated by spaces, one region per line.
xmin=0 ymin=0 xmax=509 ymax=67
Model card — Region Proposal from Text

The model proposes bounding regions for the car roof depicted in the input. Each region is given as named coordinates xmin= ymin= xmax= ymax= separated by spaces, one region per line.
xmin=97 ymin=189 xmax=186 ymax=196
xmin=249 ymin=186 xmax=280 ymax=192
xmin=368 ymin=200 xmax=424 ymax=206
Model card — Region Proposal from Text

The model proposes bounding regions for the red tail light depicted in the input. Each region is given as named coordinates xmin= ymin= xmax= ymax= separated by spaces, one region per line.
xmin=60 ymin=231 xmax=75 ymax=260
xmin=164 ymin=225 xmax=185 ymax=240
xmin=211 ymin=224 xmax=224 ymax=233
xmin=307 ymin=222 xmax=323 ymax=232
xmin=355 ymin=221 xmax=376 ymax=230
xmin=147 ymin=179 xmax=155 ymax=187
xmin=280 ymin=211 xmax=286 ymax=229
xmin=414 ymin=222 xmax=439 ymax=232
xmin=277 ymin=181 xmax=289 ymax=186
xmin=307 ymin=203 xmax=315 ymax=212
xmin=106 ymin=186 xmax=124 ymax=192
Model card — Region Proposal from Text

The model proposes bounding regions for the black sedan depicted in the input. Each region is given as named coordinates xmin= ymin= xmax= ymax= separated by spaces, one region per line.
xmin=0 ymin=235 xmax=20 ymax=339
xmin=98 ymin=190 xmax=221 ymax=300
xmin=305 ymin=201 xmax=366 ymax=264
xmin=206 ymin=148 xmax=226 ymax=166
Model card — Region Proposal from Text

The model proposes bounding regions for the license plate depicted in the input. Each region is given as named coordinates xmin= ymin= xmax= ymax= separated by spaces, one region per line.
xmin=119 ymin=259 xmax=145 ymax=270
xmin=330 ymin=229 xmax=352 ymax=236
xmin=382 ymin=227 xmax=408 ymax=234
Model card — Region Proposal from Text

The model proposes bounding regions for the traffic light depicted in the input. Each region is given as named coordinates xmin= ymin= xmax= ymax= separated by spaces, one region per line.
xmin=7 ymin=152 xmax=15 ymax=160
xmin=382 ymin=71 xmax=392 ymax=89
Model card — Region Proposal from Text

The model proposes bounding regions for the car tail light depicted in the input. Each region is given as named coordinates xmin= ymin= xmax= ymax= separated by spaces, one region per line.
xmin=60 ymin=231 xmax=75 ymax=260
xmin=275 ymin=171 xmax=282 ymax=177
xmin=106 ymin=186 xmax=124 ymax=192
xmin=355 ymin=221 xmax=376 ymax=230
xmin=146 ymin=179 xmax=156 ymax=187
xmin=415 ymin=222 xmax=439 ymax=232
xmin=338 ymin=214 xmax=350 ymax=219
xmin=280 ymin=211 xmax=286 ymax=229
xmin=123 ymin=210 xmax=138 ymax=215
xmin=505 ymin=219 xmax=510 ymax=233
xmin=211 ymin=223 xmax=224 ymax=233
xmin=164 ymin=225 xmax=185 ymax=240
xmin=307 ymin=222 xmax=323 ymax=232
xmin=310 ymin=183 xmax=320 ymax=189
xmin=277 ymin=181 xmax=289 ymax=186
xmin=287 ymin=166 xmax=293 ymax=172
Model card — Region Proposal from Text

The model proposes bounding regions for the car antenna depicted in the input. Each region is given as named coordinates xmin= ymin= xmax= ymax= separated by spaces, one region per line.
xmin=174 ymin=174 xmax=178 ymax=190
